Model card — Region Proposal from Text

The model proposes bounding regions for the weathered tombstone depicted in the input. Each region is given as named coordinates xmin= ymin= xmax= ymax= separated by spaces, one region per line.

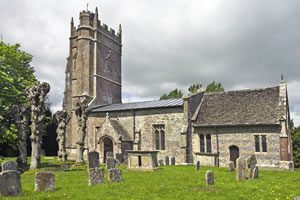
xmin=195 ymin=161 xmax=200 ymax=170
xmin=106 ymin=152 xmax=114 ymax=159
xmin=88 ymin=151 xmax=100 ymax=169
xmin=35 ymin=172 xmax=55 ymax=192
xmin=106 ymin=158 xmax=116 ymax=170
xmin=123 ymin=155 xmax=128 ymax=165
xmin=236 ymin=157 xmax=246 ymax=181
xmin=88 ymin=168 xmax=104 ymax=185
xmin=228 ymin=161 xmax=234 ymax=172
xmin=247 ymin=155 xmax=257 ymax=179
xmin=165 ymin=156 xmax=169 ymax=166
xmin=2 ymin=161 xmax=17 ymax=172
xmin=0 ymin=170 xmax=22 ymax=196
xmin=108 ymin=168 xmax=122 ymax=183
xmin=171 ymin=157 xmax=175 ymax=165
xmin=159 ymin=159 xmax=164 ymax=166
xmin=253 ymin=166 xmax=259 ymax=179
xmin=205 ymin=170 xmax=214 ymax=186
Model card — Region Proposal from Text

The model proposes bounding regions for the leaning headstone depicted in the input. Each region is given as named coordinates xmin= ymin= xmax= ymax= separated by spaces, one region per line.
xmin=253 ymin=166 xmax=259 ymax=179
xmin=228 ymin=161 xmax=234 ymax=172
xmin=88 ymin=168 xmax=104 ymax=185
xmin=88 ymin=151 xmax=100 ymax=169
xmin=0 ymin=170 xmax=22 ymax=196
xmin=159 ymin=159 xmax=164 ymax=166
xmin=236 ymin=157 xmax=246 ymax=181
xmin=205 ymin=170 xmax=214 ymax=186
xmin=165 ymin=156 xmax=169 ymax=166
xmin=106 ymin=152 xmax=114 ymax=159
xmin=2 ymin=161 xmax=17 ymax=172
xmin=171 ymin=157 xmax=175 ymax=165
xmin=35 ymin=172 xmax=55 ymax=192
xmin=106 ymin=158 xmax=116 ymax=170
xmin=195 ymin=161 xmax=200 ymax=170
xmin=108 ymin=168 xmax=122 ymax=183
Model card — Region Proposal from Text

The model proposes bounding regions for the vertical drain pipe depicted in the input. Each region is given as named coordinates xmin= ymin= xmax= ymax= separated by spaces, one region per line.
xmin=215 ymin=125 xmax=220 ymax=167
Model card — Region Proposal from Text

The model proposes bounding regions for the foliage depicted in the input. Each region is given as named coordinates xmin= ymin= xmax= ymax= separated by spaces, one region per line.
xmin=188 ymin=83 xmax=202 ymax=94
xmin=160 ymin=88 xmax=183 ymax=100
xmin=0 ymin=42 xmax=37 ymax=153
xmin=291 ymin=120 xmax=300 ymax=168
xmin=205 ymin=81 xmax=225 ymax=93
xmin=1 ymin=157 xmax=300 ymax=199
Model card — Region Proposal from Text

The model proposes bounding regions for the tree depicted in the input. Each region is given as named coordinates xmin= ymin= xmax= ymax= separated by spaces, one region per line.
xmin=160 ymin=89 xmax=183 ymax=100
xmin=291 ymin=120 xmax=300 ymax=168
xmin=0 ymin=42 xmax=37 ymax=155
xmin=188 ymin=83 xmax=202 ymax=94
xmin=205 ymin=81 xmax=225 ymax=93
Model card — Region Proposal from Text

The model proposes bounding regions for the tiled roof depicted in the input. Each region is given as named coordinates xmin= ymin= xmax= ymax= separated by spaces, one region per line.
xmin=91 ymin=98 xmax=183 ymax=112
xmin=194 ymin=86 xmax=281 ymax=126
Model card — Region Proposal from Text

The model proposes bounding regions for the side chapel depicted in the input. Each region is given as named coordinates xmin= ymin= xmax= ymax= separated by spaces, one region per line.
xmin=63 ymin=8 xmax=294 ymax=171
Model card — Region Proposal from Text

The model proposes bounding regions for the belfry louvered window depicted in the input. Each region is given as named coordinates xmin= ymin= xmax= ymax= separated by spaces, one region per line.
xmin=154 ymin=125 xmax=165 ymax=150
xmin=200 ymin=134 xmax=205 ymax=152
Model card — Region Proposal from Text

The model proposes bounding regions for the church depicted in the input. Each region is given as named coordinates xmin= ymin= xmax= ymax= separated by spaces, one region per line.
xmin=63 ymin=8 xmax=294 ymax=171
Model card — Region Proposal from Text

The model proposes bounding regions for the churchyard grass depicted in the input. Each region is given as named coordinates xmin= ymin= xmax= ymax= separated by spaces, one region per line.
xmin=1 ymin=157 xmax=300 ymax=199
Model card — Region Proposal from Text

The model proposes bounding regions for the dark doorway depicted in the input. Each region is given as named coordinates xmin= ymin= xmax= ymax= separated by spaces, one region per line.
xmin=229 ymin=145 xmax=239 ymax=167
xmin=103 ymin=137 xmax=113 ymax=163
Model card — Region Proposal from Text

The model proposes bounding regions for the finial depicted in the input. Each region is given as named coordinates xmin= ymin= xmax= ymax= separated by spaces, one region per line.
xmin=95 ymin=6 xmax=98 ymax=14
xmin=86 ymin=3 xmax=89 ymax=11
xmin=281 ymin=73 xmax=284 ymax=81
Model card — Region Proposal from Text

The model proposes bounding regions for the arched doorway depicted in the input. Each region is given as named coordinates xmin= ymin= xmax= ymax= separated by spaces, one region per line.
xmin=103 ymin=137 xmax=113 ymax=163
xmin=229 ymin=145 xmax=239 ymax=167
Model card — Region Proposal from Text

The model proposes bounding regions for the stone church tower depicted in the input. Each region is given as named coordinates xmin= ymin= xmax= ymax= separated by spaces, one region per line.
xmin=63 ymin=7 xmax=122 ymax=149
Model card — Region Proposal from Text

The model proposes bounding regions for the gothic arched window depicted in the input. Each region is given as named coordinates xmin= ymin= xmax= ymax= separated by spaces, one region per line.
xmin=200 ymin=134 xmax=205 ymax=152
xmin=206 ymin=134 xmax=211 ymax=153
xmin=155 ymin=129 xmax=160 ymax=150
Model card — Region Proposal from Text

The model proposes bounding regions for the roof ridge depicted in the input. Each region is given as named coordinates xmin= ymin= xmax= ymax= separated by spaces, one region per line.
xmin=204 ymin=86 xmax=279 ymax=95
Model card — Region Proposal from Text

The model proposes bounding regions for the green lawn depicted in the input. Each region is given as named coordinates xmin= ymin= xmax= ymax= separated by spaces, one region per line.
xmin=1 ymin=157 xmax=300 ymax=199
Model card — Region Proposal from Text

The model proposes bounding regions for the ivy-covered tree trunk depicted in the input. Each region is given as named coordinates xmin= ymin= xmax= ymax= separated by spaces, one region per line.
xmin=26 ymin=82 xmax=50 ymax=169
xmin=10 ymin=104 xmax=30 ymax=168
xmin=55 ymin=110 xmax=69 ymax=162
xmin=75 ymin=98 xmax=89 ymax=163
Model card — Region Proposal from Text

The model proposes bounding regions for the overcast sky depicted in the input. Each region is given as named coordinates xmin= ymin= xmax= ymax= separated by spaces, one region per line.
xmin=1 ymin=0 xmax=300 ymax=126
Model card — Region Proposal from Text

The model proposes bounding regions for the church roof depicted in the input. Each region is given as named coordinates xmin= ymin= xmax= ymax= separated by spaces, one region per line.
xmin=194 ymin=86 xmax=282 ymax=127
xmin=91 ymin=98 xmax=183 ymax=112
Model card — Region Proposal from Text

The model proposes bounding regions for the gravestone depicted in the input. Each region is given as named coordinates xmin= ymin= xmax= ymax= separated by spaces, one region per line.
xmin=247 ymin=155 xmax=257 ymax=179
xmin=205 ymin=170 xmax=214 ymax=186
xmin=171 ymin=157 xmax=175 ymax=165
xmin=123 ymin=155 xmax=128 ymax=165
xmin=35 ymin=172 xmax=55 ymax=192
xmin=108 ymin=168 xmax=122 ymax=183
xmin=159 ymin=159 xmax=164 ymax=166
xmin=165 ymin=156 xmax=169 ymax=166
xmin=106 ymin=152 xmax=114 ymax=159
xmin=228 ymin=161 xmax=234 ymax=172
xmin=2 ymin=161 xmax=17 ymax=172
xmin=0 ymin=170 xmax=22 ymax=196
xmin=195 ymin=161 xmax=200 ymax=170
xmin=88 ymin=168 xmax=104 ymax=185
xmin=106 ymin=158 xmax=116 ymax=170
xmin=88 ymin=151 xmax=100 ymax=169
xmin=253 ymin=166 xmax=259 ymax=179
xmin=236 ymin=157 xmax=246 ymax=181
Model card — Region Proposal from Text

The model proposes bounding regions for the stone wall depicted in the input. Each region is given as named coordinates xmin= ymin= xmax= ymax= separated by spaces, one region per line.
xmin=192 ymin=125 xmax=286 ymax=169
